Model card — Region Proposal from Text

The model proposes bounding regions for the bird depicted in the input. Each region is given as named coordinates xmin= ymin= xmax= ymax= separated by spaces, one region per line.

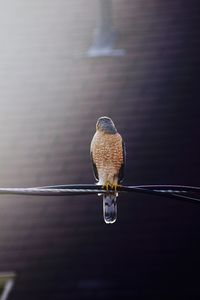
xmin=90 ymin=116 xmax=126 ymax=224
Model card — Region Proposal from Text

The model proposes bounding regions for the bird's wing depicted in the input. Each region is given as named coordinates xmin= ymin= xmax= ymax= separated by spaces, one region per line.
xmin=118 ymin=140 xmax=126 ymax=183
xmin=90 ymin=150 xmax=99 ymax=182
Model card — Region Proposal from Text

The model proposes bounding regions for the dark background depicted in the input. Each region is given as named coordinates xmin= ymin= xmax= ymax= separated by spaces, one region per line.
xmin=0 ymin=1 xmax=200 ymax=299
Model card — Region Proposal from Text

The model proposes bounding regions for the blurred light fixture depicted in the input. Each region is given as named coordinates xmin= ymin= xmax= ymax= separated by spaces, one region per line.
xmin=88 ymin=0 xmax=125 ymax=57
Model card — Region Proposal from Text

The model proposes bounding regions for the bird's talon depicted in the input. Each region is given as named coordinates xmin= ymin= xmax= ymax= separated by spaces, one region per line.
xmin=107 ymin=183 xmax=112 ymax=191
xmin=106 ymin=183 xmax=109 ymax=191
xmin=113 ymin=184 xmax=121 ymax=191
xmin=102 ymin=183 xmax=110 ymax=192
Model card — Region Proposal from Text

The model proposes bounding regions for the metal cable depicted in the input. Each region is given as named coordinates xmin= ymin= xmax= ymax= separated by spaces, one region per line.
xmin=0 ymin=184 xmax=200 ymax=203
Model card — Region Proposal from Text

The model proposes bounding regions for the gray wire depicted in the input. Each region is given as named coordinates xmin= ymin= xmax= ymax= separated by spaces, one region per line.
xmin=0 ymin=187 xmax=104 ymax=196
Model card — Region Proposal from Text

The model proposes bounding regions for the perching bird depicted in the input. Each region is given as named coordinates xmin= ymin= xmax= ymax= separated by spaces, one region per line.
xmin=90 ymin=116 xmax=126 ymax=224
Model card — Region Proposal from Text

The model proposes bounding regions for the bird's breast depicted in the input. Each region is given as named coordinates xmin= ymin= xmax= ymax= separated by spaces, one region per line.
xmin=91 ymin=131 xmax=123 ymax=171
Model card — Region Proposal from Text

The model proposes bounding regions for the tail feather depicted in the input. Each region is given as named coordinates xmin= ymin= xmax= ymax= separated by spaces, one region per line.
xmin=103 ymin=193 xmax=117 ymax=224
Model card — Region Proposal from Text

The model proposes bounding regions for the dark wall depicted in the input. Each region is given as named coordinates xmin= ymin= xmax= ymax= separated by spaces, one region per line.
xmin=0 ymin=1 xmax=199 ymax=299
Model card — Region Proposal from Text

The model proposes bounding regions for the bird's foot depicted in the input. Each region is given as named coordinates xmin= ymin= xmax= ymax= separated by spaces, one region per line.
xmin=111 ymin=184 xmax=121 ymax=192
xmin=102 ymin=183 xmax=121 ymax=192
xmin=102 ymin=182 xmax=112 ymax=192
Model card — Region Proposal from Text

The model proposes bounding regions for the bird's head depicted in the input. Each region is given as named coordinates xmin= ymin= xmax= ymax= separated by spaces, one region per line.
xmin=96 ymin=116 xmax=117 ymax=134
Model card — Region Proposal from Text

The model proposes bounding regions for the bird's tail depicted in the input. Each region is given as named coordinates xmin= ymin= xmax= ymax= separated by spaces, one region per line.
xmin=103 ymin=193 xmax=117 ymax=224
